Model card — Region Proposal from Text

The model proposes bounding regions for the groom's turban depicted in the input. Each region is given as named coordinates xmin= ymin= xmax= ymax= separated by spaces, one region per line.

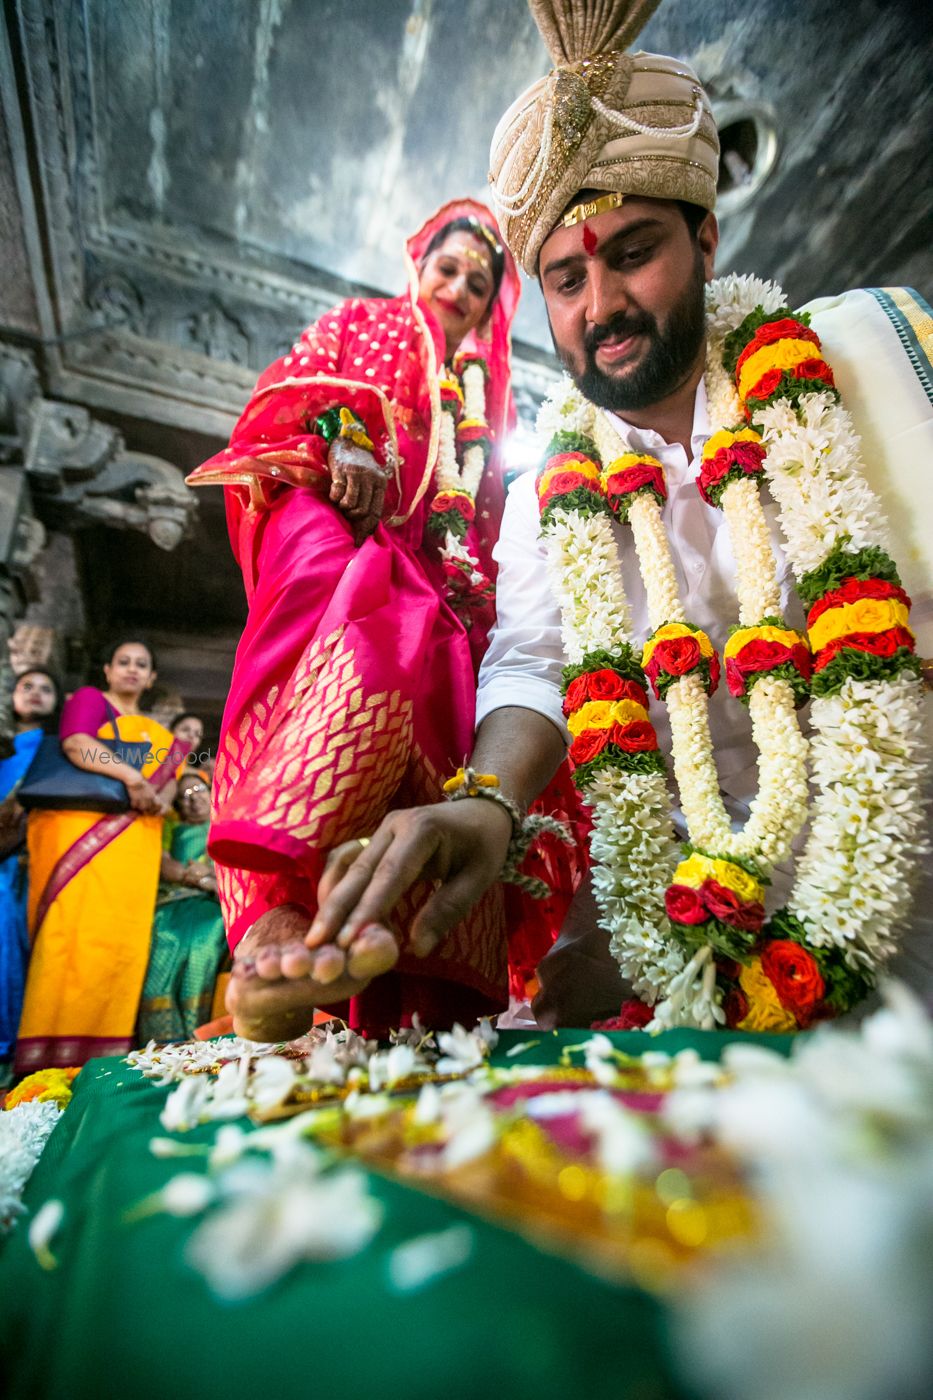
xmin=489 ymin=0 xmax=720 ymax=275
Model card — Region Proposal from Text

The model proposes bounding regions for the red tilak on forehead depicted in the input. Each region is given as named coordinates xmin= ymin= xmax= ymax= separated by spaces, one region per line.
xmin=582 ymin=222 xmax=598 ymax=256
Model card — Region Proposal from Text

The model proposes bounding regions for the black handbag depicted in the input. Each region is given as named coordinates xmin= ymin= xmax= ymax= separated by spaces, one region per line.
xmin=18 ymin=701 xmax=151 ymax=814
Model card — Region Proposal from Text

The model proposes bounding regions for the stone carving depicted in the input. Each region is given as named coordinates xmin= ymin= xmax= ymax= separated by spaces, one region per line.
xmin=86 ymin=273 xmax=146 ymax=336
xmin=25 ymin=399 xmax=119 ymax=486
xmin=0 ymin=342 xmax=197 ymax=751
xmin=182 ymin=300 xmax=250 ymax=367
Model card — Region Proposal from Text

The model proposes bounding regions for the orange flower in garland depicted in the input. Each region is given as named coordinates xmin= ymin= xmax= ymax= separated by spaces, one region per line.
xmin=760 ymin=940 xmax=825 ymax=1025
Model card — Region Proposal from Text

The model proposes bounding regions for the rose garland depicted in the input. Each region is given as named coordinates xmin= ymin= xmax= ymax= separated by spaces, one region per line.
xmin=428 ymin=354 xmax=495 ymax=618
xmin=534 ymin=273 xmax=929 ymax=1031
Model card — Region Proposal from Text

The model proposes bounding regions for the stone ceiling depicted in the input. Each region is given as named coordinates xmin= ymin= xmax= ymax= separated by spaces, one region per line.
xmin=1 ymin=0 xmax=930 ymax=729
xmin=3 ymin=0 xmax=930 ymax=425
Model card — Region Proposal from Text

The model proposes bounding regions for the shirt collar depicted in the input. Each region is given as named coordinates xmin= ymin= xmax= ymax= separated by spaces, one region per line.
xmin=605 ymin=378 xmax=711 ymax=463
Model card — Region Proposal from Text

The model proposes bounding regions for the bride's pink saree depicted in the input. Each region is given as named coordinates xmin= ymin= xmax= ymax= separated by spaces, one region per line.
xmin=188 ymin=201 xmax=522 ymax=1027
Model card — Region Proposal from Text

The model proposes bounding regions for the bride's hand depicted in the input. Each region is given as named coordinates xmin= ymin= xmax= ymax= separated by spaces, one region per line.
xmin=328 ymin=438 xmax=389 ymax=546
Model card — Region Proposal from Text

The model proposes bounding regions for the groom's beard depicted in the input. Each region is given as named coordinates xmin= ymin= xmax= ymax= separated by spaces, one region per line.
xmin=554 ymin=253 xmax=707 ymax=413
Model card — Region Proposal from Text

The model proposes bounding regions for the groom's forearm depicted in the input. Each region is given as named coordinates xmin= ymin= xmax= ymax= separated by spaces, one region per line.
xmin=468 ymin=705 xmax=567 ymax=808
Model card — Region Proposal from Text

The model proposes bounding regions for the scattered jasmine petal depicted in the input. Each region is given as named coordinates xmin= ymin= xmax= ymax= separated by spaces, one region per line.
xmin=209 ymin=1125 xmax=251 ymax=1169
xmin=589 ymin=1057 xmax=619 ymax=1088
xmin=160 ymin=1173 xmax=216 ymax=1216
xmin=506 ymin=1040 xmax=541 ymax=1057
xmin=251 ymin=1113 xmax=323 ymax=1159
xmin=149 ymin=1136 xmax=208 ymax=1159
xmin=206 ymin=1058 xmax=251 ymax=1119
xmin=126 ymin=1035 xmax=280 ymax=1085
xmin=305 ymin=1041 xmax=347 ymax=1086
xmin=720 ymin=1043 xmax=790 ymax=1077
xmin=249 ymin=1056 xmax=298 ymax=1111
xmin=344 ymin=1091 xmax=393 ymax=1122
xmin=662 ymin=1087 xmax=718 ymax=1144
xmin=185 ymin=1164 xmax=382 ymax=1302
xmin=475 ymin=1017 xmax=499 ymax=1052
xmin=413 ymin=1082 xmax=441 ymax=1125
xmin=384 ymin=1042 xmax=419 ymax=1085
xmin=387 ymin=1224 xmax=474 ymax=1293
xmin=436 ymin=1090 xmax=496 ymax=1171
xmin=863 ymin=980 xmax=933 ymax=1063
xmin=28 ymin=1199 xmax=64 ymax=1270
xmin=669 ymin=1050 xmax=723 ymax=1089
xmin=526 ymin=1090 xmax=598 ymax=1120
xmin=367 ymin=1052 xmax=389 ymax=1092
xmin=159 ymin=1075 xmax=214 ymax=1131
xmin=436 ymin=1023 xmax=489 ymax=1075
xmin=579 ymin=1093 xmax=656 ymax=1174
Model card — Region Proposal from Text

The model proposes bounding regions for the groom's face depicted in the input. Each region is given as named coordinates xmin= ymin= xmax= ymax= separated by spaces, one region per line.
xmin=538 ymin=197 xmax=717 ymax=413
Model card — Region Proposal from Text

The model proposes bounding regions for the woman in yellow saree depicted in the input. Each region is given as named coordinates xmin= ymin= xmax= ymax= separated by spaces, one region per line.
xmin=15 ymin=641 xmax=188 ymax=1073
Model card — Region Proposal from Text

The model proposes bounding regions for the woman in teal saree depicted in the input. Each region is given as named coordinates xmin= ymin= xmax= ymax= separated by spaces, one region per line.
xmin=137 ymin=771 xmax=229 ymax=1043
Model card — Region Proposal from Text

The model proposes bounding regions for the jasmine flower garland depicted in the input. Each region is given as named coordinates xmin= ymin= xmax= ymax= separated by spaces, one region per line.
xmin=428 ymin=355 xmax=495 ymax=617
xmin=533 ymin=275 xmax=930 ymax=1030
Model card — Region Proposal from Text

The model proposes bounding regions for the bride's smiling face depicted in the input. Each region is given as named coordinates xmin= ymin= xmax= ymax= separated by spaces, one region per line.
xmin=418 ymin=232 xmax=495 ymax=357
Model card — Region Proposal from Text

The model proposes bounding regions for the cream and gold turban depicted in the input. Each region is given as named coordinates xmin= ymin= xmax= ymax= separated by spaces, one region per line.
xmin=489 ymin=0 xmax=719 ymax=275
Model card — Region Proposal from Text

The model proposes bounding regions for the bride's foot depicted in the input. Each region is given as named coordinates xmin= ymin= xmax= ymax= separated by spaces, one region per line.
xmin=226 ymin=904 xmax=398 ymax=1042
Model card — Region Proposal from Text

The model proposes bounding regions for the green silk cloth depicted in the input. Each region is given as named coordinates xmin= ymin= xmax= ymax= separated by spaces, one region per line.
xmin=0 ymin=1028 xmax=792 ymax=1400
xmin=137 ymin=822 xmax=228 ymax=1044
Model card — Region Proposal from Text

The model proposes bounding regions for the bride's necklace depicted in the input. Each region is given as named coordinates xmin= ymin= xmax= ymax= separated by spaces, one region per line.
xmin=535 ymin=274 xmax=928 ymax=1031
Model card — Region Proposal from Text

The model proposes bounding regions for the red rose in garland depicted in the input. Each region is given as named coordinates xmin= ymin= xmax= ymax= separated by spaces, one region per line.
xmin=569 ymin=729 xmax=609 ymax=765
xmin=655 ymin=635 xmax=702 ymax=676
xmin=793 ymin=358 xmax=834 ymax=385
xmin=665 ymin=884 xmax=708 ymax=926
xmin=807 ymin=578 xmax=910 ymax=626
xmin=604 ymin=464 xmax=664 ymax=497
xmin=747 ymin=367 xmax=783 ymax=400
xmin=723 ymin=985 xmax=750 ymax=1029
xmin=592 ymin=998 xmax=654 ymax=1031
xmin=814 ymin=627 xmax=915 ymax=668
xmin=541 ymin=470 xmax=598 ymax=499
xmin=740 ymin=317 xmax=820 ymax=352
xmin=586 ymin=669 xmax=628 ymax=700
xmin=701 ymin=881 xmax=765 ymax=932
xmin=562 ymin=674 xmax=590 ymax=715
xmin=432 ymin=491 xmax=475 ymax=520
xmin=730 ymin=639 xmax=794 ymax=675
xmin=609 ymin=720 xmax=658 ymax=752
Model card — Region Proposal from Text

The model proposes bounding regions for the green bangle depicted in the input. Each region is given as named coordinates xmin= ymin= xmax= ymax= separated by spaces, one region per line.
xmin=313 ymin=407 xmax=346 ymax=443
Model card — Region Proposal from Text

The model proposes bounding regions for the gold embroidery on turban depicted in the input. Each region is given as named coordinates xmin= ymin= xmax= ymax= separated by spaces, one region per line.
xmin=489 ymin=1 xmax=719 ymax=275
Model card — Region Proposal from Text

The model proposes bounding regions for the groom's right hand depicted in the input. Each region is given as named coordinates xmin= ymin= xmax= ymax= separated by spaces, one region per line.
xmin=308 ymin=798 xmax=514 ymax=961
